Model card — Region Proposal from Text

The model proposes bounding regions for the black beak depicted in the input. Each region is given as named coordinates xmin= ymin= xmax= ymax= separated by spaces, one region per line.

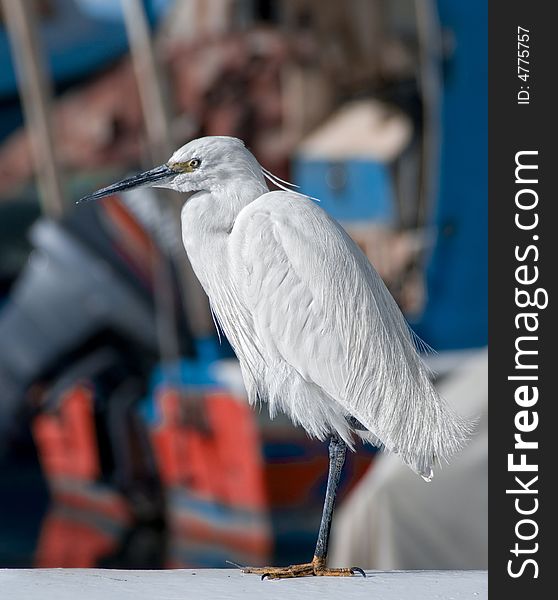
xmin=77 ymin=164 xmax=176 ymax=204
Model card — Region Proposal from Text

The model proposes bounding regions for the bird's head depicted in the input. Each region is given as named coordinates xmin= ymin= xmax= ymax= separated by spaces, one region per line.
xmin=78 ymin=136 xmax=266 ymax=204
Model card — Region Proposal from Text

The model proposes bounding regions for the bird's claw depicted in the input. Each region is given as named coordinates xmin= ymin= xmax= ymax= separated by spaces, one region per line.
xmin=235 ymin=559 xmax=366 ymax=579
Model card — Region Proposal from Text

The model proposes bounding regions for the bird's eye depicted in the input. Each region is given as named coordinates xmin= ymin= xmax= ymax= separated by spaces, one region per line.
xmin=189 ymin=158 xmax=201 ymax=169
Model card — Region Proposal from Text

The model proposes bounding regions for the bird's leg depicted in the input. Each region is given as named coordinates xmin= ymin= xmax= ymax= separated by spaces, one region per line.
xmin=313 ymin=434 xmax=348 ymax=568
xmin=241 ymin=435 xmax=365 ymax=579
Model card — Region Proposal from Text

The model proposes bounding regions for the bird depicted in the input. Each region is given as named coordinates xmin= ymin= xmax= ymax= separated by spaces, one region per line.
xmin=79 ymin=136 xmax=471 ymax=579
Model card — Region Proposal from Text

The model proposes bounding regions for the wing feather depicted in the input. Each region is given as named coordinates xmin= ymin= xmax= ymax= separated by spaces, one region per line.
xmin=230 ymin=191 xmax=470 ymax=477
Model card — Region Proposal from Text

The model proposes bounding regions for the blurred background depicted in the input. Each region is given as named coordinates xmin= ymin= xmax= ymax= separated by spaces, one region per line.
xmin=0 ymin=0 xmax=487 ymax=571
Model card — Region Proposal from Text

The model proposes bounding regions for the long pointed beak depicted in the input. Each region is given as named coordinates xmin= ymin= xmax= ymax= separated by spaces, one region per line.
xmin=77 ymin=164 xmax=176 ymax=204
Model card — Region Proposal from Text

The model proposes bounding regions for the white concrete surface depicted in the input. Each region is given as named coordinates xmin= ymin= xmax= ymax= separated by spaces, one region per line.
xmin=0 ymin=568 xmax=487 ymax=599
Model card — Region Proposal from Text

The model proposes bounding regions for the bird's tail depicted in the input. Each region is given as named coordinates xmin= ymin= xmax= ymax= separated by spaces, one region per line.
xmin=403 ymin=391 xmax=472 ymax=481
xmin=351 ymin=342 xmax=473 ymax=481
xmin=356 ymin=392 xmax=472 ymax=481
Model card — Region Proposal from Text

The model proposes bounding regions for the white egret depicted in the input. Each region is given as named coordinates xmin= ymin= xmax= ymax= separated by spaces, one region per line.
xmin=80 ymin=136 xmax=470 ymax=579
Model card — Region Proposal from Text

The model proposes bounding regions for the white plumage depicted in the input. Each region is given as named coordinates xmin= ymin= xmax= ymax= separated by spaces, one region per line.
xmin=175 ymin=137 xmax=470 ymax=481
xmin=81 ymin=135 xmax=470 ymax=482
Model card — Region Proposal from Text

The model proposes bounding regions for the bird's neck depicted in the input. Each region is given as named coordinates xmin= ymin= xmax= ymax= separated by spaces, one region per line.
xmin=185 ymin=178 xmax=267 ymax=235
xmin=180 ymin=179 xmax=267 ymax=294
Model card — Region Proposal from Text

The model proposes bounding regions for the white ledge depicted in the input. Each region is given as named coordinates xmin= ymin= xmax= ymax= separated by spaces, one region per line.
xmin=0 ymin=568 xmax=487 ymax=599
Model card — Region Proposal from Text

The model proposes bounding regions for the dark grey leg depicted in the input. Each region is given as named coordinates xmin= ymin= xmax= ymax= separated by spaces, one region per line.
xmin=240 ymin=433 xmax=365 ymax=578
xmin=314 ymin=435 xmax=347 ymax=560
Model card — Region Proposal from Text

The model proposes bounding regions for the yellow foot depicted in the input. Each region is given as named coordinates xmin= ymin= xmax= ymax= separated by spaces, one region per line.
xmin=230 ymin=556 xmax=366 ymax=580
